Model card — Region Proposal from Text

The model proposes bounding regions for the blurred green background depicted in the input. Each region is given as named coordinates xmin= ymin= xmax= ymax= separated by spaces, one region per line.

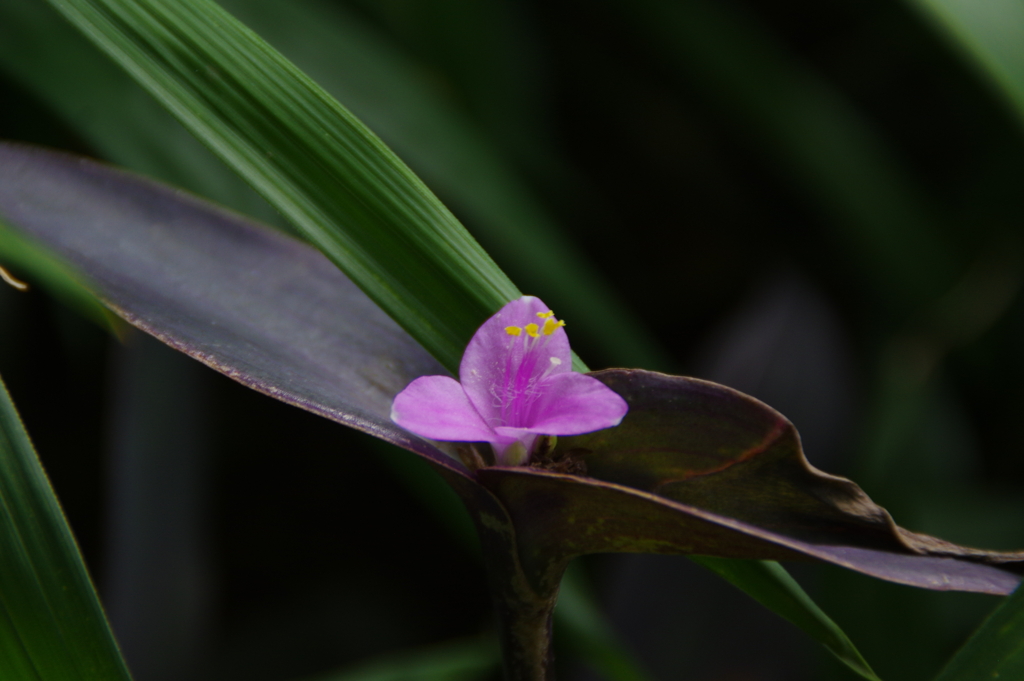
xmin=1 ymin=0 xmax=1023 ymax=679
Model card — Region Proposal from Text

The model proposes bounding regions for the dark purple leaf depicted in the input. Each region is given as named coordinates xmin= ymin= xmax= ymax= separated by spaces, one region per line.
xmin=2 ymin=141 xmax=1020 ymax=601
xmin=499 ymin=370 xmax=1022 ymax=594
xmin=0 ymin=141 xmax=462 ymax=478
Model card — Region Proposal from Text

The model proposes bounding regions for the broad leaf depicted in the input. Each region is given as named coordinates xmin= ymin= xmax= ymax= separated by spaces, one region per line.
xmin=2 ymin=142 xmax=1020 ymax=599
xmin=0 ymin=0 xmax=667 ymax=370
xmin=219 ymin=0 xmax=670 ymax=370
xmin=0 ymin=141 xmax=458 ymax=478
xmin=0 ymin=371 xmax=131 ymax=680
xmin=514 ymin=370 xmax=1024 ymax=593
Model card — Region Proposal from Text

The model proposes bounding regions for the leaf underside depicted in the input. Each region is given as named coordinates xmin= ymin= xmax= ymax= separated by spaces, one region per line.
xmin=530 ymin=371 xmax=1024 ymax=594
xmin=0 ymin=141 xmax=461 ymax=478
xmin=1 ymin=141 xmax=1020 ymax=597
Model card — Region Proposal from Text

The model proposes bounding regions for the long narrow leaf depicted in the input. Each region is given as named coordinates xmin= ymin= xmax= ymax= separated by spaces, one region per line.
xmin=46 ymin=0 xmax=519 ymax=373
xmin=0 ymin=0 xmax=282 ymax=225
xmin=691 ymin=556 xmax=881 ymax=681
xmin=219 ymin=0 xmax=670 ymax=370
xmin=0 ymin=0 xmax=668 ymax=369
xmin=0 ymin=372 xmax=131 ymax=680
xmin=2 ymin=4 xmax=661 ymax=672
xmin=933 ymin=585 xmax=1024 ymax=680
xmin=1 ymin=141 xmax=901 ymax=681
xmin=908 ymin=0 xmax=1024 ymax=133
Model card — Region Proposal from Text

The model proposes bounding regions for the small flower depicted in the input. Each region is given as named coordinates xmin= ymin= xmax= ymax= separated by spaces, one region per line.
xmin=391 ymin=296 xmax=629 ymax=465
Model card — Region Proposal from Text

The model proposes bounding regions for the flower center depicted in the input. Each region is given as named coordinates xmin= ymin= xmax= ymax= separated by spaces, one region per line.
xmin=496 ymin=310 xmax=566 ymax=427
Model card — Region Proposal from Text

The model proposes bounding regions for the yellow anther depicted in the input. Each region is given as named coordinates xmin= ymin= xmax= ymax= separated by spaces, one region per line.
xmin=525 ymin=323 xmax=540 ymax=338
xmin=505 ymin=326 xmax=522 ymax=336
xmin=536 ymin=310 xmax=554 ymax=319
xmin=542 ymin=318 xmax=566 ymax=335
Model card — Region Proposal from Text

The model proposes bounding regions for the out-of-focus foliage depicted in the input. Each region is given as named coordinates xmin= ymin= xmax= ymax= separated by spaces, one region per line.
xmin=303 ymin=637 xmax=499 ymax=681
xmin=1 ymin=0 xmax=1024 ymax=680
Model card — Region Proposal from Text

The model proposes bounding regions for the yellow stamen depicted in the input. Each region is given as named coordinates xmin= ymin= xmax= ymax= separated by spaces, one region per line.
xmin=0 ymin=265 xmax=28 ymax=292
xmin=505 ymin=326 xmax=522 ymax=336
xmin=536 ymin=310 xmax=554 ymax=319
xmin=542 ymin=318 xmax=565 ymax=335
xmin=525 ymin=323 xmax=540 ymax=338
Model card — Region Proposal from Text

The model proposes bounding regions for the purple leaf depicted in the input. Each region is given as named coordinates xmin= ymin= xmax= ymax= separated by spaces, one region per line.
xmin=505 ymin=370 xmax=1023 ymax=594
xmin=1 ymin=141 xmax=1021 ymax=600
xmin=0 ymin=141 xmax=461 ymax=477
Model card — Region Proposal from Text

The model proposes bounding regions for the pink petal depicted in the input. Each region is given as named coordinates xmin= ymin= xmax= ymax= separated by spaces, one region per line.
xmin=521 ymin=371 xmax=629 ymax=435
xmin=390 ymin=375 xmax=496 ymax=441
xmin=460 ymin=296 xmax=571 ymax=425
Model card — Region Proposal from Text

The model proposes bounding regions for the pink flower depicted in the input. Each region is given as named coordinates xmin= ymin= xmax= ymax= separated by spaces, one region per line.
xmin=391 ymin=296 xmax=629 ymax=465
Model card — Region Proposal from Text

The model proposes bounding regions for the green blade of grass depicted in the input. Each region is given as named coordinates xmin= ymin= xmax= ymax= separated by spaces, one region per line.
xmin=691 ymin=556 xmax=881 ymax=681
xmin=0 ymin=372 xmax=131 ymax=680
xmin=0 ymin=0 xmax=283 ymax=227
xmin=908 ymin=0 xmax=1024 ymax=134
xmin=220 ymin=0 xmax=671 ymax=371
xmin=45 ymin=0 xmax=519 ymax=373
xmin=0 ymin=0 xmax=669 ymax=369
xmin=33 ymin=3 xmax=871 ymax=677
xmin=933 ymin=585 xmax=1024 ymax=680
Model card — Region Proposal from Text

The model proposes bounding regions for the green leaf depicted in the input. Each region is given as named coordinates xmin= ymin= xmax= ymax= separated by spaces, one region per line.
xmin=690 ymin=556 xmax=881 ymax=681
xmin=45 ymin=0 xmax=520 ymax=373
xmin=934 ymin=585 xmax=1024 ymax=680
xmin=0 ymin=0 xmax=283 ymax=226
xmin=218 ymin=0 xmax=670 ymax=370
xmin=301 ymin=637 xmax=498 ymax=681
xmin=0 ymin=371 xmax=131 ymax=680
xmin=908 ymin=0 xmax=1024 ymax=133
xmin=2 ymin=140 xmax=887 ymax=681
xmin=0 ymin=216 xmax=119 ymax=333
xmin=1 ymin=0 xmax=669 ymax=369
xmin=0 ymin=139 xmax=649 ymax=681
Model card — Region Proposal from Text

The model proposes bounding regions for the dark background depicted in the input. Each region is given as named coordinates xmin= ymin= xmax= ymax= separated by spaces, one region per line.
xmin=1 ymin=0 xmax=1023 ymax=679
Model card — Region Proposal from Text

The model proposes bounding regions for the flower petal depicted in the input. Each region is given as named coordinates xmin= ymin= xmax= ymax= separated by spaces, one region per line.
xmin=460 ymin=296 xmax=571 ymax=426
xmin=521 ymin=371 xmax=629 ymax=435
xmin=391 ymin=375 xmax=496 ymax=441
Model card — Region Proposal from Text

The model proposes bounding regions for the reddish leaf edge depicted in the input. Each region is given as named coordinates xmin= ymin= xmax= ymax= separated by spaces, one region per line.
xmin=2 ymin=142 xmax=1018 ymax=596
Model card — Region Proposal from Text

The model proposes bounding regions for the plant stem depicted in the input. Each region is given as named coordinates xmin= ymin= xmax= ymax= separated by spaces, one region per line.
xmin=473 ymin=507 xmax=566 ymax=681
